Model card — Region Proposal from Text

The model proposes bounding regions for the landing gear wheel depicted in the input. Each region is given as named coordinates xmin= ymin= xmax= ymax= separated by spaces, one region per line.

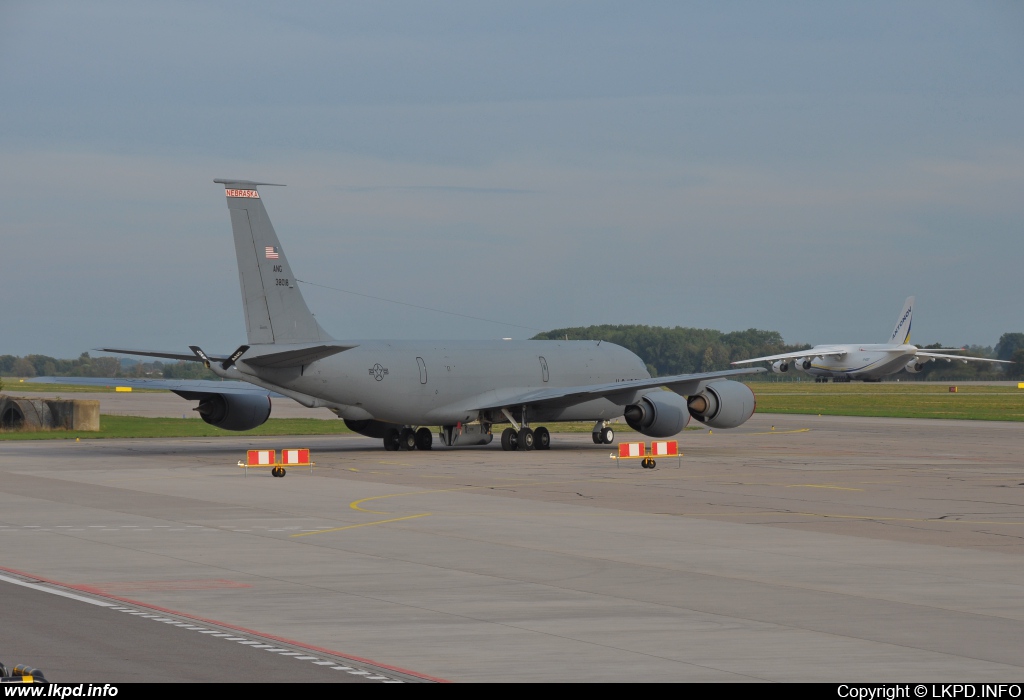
xmin=534 ymin=427 xmax=550 ymax=450
xmin=414 ymin=427 xmax=433 ymax=451
xmin=501 ymin=427 xmax=518 ymax=451
xmin=592 ymin=432 xmax=601 ymax=444
xmin=399 ymin=428 xmax=417 ymax=450
xmin=518 ymin=427 xmax=535 ymax=451
xmin=383 ymin=429 xmax=401 ymax=451
xmin=600 ymin=427 xmax=615 ymax=444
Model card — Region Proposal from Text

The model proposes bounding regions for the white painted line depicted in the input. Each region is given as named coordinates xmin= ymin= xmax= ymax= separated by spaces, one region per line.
xmin=198 ymin=630 xmax=222 ymax=634
xmin=312 ymin=661 xmax=336 ymax=666
xmin=331 ymin=667 xmax=355 ymax=671
xmin=223 ymin=637 xmax=248 ymax=641
xmin=263 ymin=648 xmax=289 ymax=652
xmin=0 ymin=573 xmax=114 ymax=608
xmin=366 ymin=676 xmax=388 ymax=680
xmin=277 ymin=652 xmax=304 ymax=656
xmin=293 ymin=656 xmax=319 ymax=660
xmin=348 ymin=670 xmax=371 ymax=675
xmin=249 ymin=645 xmax=273 ymax=649
xmin=382 ymin=681 xmax=405 ymax=684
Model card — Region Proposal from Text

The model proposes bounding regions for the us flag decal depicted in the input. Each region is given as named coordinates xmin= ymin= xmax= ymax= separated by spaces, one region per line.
xmin=265 ymin=246 xmax=280 ymax=259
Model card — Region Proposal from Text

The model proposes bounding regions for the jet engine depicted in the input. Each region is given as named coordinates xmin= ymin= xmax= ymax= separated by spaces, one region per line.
xmin=772 ymin=360 xmax=790 ymax=374
xmin=194 ymin=393 xmax=271 ymax=431
xmin=623 ymin=391 xmax=691 ymax=438
xmin=687 ymin=380 xmax=756 ymax=429
xmin=904 ymin=359 xmax=928 ymax=374
xmin=794 ymin=358 xmax=812 ymax=371
xmin=343 ymin=418 xmax=405 ymax=438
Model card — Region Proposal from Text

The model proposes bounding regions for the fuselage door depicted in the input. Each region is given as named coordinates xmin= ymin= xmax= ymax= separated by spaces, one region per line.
xmin=416 ymin=357 xmax=428 ymax=384
xmin=539 ymin=356 xmax=549 ymax=382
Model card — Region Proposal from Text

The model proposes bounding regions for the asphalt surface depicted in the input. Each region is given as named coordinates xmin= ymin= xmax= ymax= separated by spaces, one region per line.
xmin=0 ymin=578 xmax=388 ymax=683
xmin=1 ymin=402 xmax=1023 ymax=682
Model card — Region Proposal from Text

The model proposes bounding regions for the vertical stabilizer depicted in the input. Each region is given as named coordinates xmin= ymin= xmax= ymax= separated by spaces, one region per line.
xmin=888 ymin=296 xmax=914 ymax=345
xmin=214 ymin=180 xmax=332 ymax=345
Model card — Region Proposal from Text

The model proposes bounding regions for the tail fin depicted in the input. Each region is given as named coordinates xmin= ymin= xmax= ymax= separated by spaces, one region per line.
xmin=888 ymin=296 xmax=914 ymax=345
xmin=215 ymin=180 xmax=332 ymax=345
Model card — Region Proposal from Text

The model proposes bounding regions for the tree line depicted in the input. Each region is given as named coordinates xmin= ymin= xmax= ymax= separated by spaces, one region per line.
xmin=2 ymin=330 xmax=1022 ymax=382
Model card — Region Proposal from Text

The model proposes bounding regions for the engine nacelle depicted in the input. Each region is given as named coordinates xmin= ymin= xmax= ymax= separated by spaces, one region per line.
xmin=195 ymin=393 xmax=271 ymax=431
xmin=623 ymin=391 xmax=691 ymax=438
xmin=793 ymin=357 xmax=812 ymax=371
xmin=772 ymin=360 xmax=790 ymax=374
xmin=344 ymin=418 xmax=405 ymax=438
xmin=905 ymin=359 xmax=928 ymax=374
xmin=687 ymin=380 xmax=756 ymax=429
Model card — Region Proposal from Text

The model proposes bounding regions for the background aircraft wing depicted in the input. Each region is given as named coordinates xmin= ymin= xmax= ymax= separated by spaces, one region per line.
xmin=915 ymin=352 xmax=1014 ymax=364
xmin=27 ymin=376 xmax=283 ymax=398
xmin=468 ymin=367 xmax=765 ymax=413
xmin=731 ymin=349 xmax=847 ymax=365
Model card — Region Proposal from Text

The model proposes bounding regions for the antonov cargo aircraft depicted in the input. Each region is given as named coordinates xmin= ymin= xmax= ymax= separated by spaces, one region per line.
xmin=731 ymin=296 xmax=1011 ymax=382
xmin=49 ymin=180 xmax=765 ymax=452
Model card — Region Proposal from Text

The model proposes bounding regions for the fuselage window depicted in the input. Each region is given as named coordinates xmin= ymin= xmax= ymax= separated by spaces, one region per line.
xmin=416 ymin=357 xmax=428 ymax=384
xmin=539 ymin=356 xmax=549 ymax=382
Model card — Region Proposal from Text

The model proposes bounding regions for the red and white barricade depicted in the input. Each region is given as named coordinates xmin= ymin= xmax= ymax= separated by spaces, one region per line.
xmin=238 ymin=448 xmax=314 ymax=476
xmin=617 ymin=442 xmax=646 ymax=459
xmin=650 ymin=441 xmax=678 ymax=457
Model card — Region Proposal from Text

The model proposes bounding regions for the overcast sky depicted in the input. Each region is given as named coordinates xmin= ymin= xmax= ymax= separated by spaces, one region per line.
xmin=2 ymin=1 xmax=1022 ymax=358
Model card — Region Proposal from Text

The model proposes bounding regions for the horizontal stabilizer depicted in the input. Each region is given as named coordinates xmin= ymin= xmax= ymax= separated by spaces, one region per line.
xmin=96 ymin=347 xmax=226 ymax=362
xmin=242 ymin=343 xmax=358 ymax=369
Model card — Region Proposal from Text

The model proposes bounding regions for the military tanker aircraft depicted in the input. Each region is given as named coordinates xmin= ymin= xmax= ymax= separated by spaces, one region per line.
xmin=41 ymin=180 xmax=765 ymax=452
xmin=731 ymin=296 xmax=1011 ymax=382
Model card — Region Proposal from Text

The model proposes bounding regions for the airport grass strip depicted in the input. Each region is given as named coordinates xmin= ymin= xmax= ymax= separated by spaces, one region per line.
xmin=0 ymin=415 xmax=357 ymax=440
xmin=750 ymin=383 xmax=1024 ymax=421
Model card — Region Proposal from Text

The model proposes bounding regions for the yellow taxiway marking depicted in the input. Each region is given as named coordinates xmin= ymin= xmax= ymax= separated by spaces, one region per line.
xmin=745 ymin=428 xmax=812 ymax=436
xmin=290 ymin=513 xmax=432 ymax=538
xmin=787 ymin=484 xmax=864 ymax=491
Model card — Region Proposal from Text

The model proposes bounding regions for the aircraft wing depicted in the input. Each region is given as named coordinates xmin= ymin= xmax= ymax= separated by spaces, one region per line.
xmin=468 ymin=367 xmax=766 ymax=413
xmin=27 ymin=376 xmax=283 ymax=398
xmin=915 ymin=352 xmax=1014 ymax=364
xmin=731 ymin=349 xmax=847 ymax=365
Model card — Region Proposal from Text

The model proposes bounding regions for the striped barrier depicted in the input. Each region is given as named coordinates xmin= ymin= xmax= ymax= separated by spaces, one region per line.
xmin=611 ymin=440 xmax=681 ymax=469
xmin=238 ymin=449 xmax=314 ymax=477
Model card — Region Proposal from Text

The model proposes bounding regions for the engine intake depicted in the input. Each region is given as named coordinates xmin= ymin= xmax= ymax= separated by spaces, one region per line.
xmin=905 ymin=360 xmax=928 ymax=374
xmin=687 ymin=380 xmax=756 ymax=429
xmin=772 ymin=360 xmax=789 ymax=374
xmin=194 ymin=393 xmax=271 ymax=431
xmin=624 ymin=391 xmax=691 ymax=438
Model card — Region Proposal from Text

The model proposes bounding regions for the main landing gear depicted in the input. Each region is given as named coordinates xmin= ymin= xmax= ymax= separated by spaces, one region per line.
xmin=500 ymin=426 xmax=550 ymax=451
xmin=498 ymin=406 xmax=550 ymax=451
xmin=383 ymin=427 xmax=434 ymax=451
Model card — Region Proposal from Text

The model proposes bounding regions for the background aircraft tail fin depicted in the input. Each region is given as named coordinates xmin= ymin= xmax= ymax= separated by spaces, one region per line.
xmin=888 ymin=296 xmax=914 ymax=344
xmin=214 ymin=180 xmax=332 ymax=345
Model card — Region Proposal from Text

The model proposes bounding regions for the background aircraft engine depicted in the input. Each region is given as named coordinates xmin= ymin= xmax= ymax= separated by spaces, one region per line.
xmin=795 ymin=358 xmax=812 ymax=371
xmin=623 ymin=391 xmax=691 ymax=438
xmin=195 ymin=394 xmax=271 ymax=431
xmin=905 ymin=360 xmax=928 ymax=373
xmin=772 ymin=360 xmax=790 ymax=374
xmin=687 ymin=380 xmax=756 ymax=429
xmin=343 ymin=419 xmax=405 ymax=438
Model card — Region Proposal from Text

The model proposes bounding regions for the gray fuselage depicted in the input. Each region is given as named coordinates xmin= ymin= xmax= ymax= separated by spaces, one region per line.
xmin=239 ymin=339 xmax=651 ymax=426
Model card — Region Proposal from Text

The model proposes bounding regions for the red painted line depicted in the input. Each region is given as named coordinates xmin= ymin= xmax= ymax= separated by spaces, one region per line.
xmin=0 ymin=564 xmax=448 ymax=683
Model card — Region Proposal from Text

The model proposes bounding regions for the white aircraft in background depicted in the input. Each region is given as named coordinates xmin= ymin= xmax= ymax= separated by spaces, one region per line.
xmin=731 ymin=297 xmax=1012 ymax=382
